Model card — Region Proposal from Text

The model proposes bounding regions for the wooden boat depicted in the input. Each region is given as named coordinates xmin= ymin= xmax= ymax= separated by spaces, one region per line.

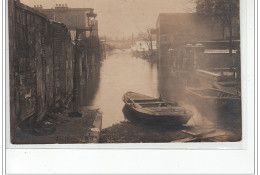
xmin=185 ymin=88 xmax=241 ymax=114
xmin=122 ymin=92 xmax=193 ymax=125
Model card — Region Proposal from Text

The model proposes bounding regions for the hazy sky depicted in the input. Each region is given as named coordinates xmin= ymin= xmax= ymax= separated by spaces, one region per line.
xmin=21 ymin=0 xmax=195 ymax=38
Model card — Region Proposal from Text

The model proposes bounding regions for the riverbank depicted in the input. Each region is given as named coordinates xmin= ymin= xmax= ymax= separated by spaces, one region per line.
xmin=100 ymin=121 xmax=240 ymax=143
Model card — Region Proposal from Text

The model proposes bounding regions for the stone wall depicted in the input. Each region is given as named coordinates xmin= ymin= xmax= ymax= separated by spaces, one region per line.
xmin=9 ymin=0 xmax=74 ymax=138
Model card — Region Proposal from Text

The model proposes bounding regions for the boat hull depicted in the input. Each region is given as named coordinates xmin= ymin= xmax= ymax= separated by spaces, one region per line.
xmin=122 ymin=92 xmax=192 ymax=125
xmin=124 ymin=105 xmax=191 ymax=125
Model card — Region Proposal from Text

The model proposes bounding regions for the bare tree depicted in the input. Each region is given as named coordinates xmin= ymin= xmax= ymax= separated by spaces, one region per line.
xmin=196 ymin=0 xmax=240 ymax=79
xmin=140 ymin=28 xmax=153 ymax=51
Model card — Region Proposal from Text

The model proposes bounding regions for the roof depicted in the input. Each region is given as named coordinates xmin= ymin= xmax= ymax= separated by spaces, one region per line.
xmin=16 ymin=1 xmax=48 ymax=19
xmin=158 ymin=13 xmax=196 ymax=18
xmin=156 ymin=13 xmax=225 ymax=42
xmin=204 ymin=49 xmax=238 ymax=54
xmin=39 ymin=8 xmax=93 ymax=12
xmin=156 ymin=13 xmax=200 ymax=26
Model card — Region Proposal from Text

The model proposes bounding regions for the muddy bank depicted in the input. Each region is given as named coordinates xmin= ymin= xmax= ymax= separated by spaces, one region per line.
xmin=100 ymin=121 xmax=190 ymax=143
xmin=100 ymin=120 xmax=241 ymax=143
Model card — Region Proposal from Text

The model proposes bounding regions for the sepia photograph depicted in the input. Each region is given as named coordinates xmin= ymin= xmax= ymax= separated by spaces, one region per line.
xmin=8 ymin=0 xmax=241 ymax=144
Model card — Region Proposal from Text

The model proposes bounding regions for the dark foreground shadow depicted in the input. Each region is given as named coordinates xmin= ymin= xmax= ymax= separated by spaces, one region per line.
xmin=99 ymin=105 xmax=242 ymax=143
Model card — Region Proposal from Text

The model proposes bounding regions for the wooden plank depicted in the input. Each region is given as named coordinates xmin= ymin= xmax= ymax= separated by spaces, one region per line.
xmin=126 ymin=92 xmax=156 ymax=100
xmin=137 ymin=102 xmax=164 ymax=105
xmin=181 ymin=130 xmax=197 ymax=136
xmin=181 ymin=129 xmax=216 ymax=138
xmin=199 ymin=131 xmax=226 ymax=140
xmin=171 ymin=137 xmax=197 ymax=142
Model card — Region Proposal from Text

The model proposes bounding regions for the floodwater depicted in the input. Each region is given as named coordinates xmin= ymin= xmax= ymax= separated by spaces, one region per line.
xmin=80 ymin=49 xmax=159 ymax=128
xmin=78 ymin=49 xmax=241 ymax=142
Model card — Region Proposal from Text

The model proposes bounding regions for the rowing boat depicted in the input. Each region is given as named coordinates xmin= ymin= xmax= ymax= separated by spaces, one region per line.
xmin=122 ymin=92 xmax=193 ymax=125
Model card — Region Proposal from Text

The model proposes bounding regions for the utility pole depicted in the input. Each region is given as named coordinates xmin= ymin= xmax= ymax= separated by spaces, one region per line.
xmin=69 ymin=29 xmax=82 ymax=117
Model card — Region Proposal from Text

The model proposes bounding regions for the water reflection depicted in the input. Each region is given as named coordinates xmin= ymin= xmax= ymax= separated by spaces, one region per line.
xmin=80 ymin=49 xmax=159 ymax=128
xmin=78 ymin=62 xmax=101 ymax=107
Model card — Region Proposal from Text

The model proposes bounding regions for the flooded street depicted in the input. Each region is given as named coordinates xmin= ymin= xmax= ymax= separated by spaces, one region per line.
xmin=78 ymin=49 xmax=241 ymax=143
xmin=80 ymin=49 xmax=159 ymax=129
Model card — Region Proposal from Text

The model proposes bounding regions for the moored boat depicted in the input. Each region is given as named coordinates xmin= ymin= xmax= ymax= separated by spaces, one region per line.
xmin=122 ymin=92 xmax=193 ymax=125
xmin=185 ymin=88 xmax=241 ymax=114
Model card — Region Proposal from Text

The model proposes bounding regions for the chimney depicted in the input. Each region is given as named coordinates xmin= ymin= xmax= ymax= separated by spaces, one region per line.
xmin=55 ymin=3 xmax=68 ymax=9
xmin=33 ymin=5 xmax=43 ymax=9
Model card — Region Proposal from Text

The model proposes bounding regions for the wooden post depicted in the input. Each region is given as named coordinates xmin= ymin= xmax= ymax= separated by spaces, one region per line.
xmin=72 ymin=30 xmax=79 ymax=112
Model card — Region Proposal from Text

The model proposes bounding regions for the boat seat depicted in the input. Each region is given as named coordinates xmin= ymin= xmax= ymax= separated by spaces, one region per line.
xmin=133 ymin=99 xmax=158 ymax=103
xmin=137 ymin=102 xmax=167 ymax=105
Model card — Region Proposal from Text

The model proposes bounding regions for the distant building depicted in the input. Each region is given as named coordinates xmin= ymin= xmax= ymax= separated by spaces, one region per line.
xmin=131 ymin=28 xmax=157 ymax=54
xmin=156 ymin=13 xmax=240 ymax=69
xmin=132 ymin=41 xmax=157 ymax=52
xmin=175 ymin=40 xmax=240 ymax=71
xmin=34 ymin=4 xmax=98 ymax=38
